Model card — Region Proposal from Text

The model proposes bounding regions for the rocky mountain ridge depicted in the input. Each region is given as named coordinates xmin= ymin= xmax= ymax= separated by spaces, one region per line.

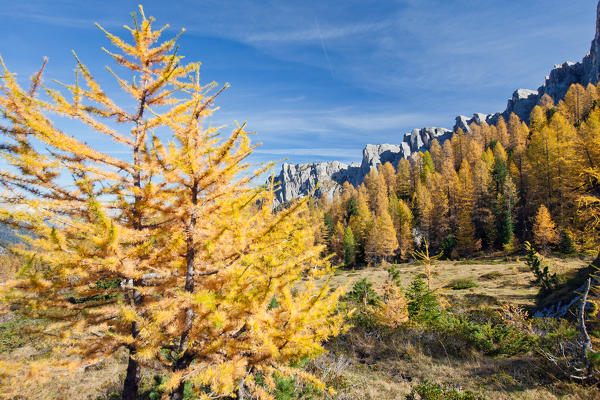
xmin=272 ymin=1 xmax=600 ymax=206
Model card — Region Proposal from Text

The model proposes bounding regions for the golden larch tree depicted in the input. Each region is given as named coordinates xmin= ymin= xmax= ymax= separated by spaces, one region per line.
xmin=365 ymin=180 xmax=398 ymax=263
xmin=455 ymin=160 xmax=480 ymax=256
xmin=389 ymin=194 xmax=414 ymax=259
xmin=0 ymin=8 xmax=346 ymax=400
xmin=380 ymin=161 xmax=397 ymax=198
xmin=533 ymin=204 xmax=559 ymax=254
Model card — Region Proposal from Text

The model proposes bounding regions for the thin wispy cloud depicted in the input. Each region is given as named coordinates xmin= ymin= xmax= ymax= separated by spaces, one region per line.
xmin=216 ymin=107 xmax=448 ymax=136
xmin=246 ymin=20 xmax=389 ymax=43
xmin=315 ymin=19 xmax=336 ymax=80
xmin=254 ymin=148 xmax=360 ymax=158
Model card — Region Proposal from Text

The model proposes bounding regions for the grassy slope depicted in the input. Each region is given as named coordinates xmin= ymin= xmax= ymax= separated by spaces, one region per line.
xmin=1 ymin=255 xmax=597 ymax=399
xmin=310 ymin=257 xmax=598 ymax=400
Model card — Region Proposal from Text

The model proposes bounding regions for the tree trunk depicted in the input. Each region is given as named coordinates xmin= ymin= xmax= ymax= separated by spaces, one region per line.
xmin=169 ymin=352 xmax=193 ymax=400
xmin=122 ymin=294 xmax=141 ymax=400
xmin=169 ymin=185 xmax=199 ymax=400
xmin=169 ymin=381 xmax=186 ymax=400
xmin=122 ymin=344 xmax=141 ymax=400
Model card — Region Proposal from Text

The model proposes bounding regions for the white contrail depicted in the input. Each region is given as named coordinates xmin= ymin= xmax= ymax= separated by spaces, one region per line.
xmin=315 ymin=18 xmax=335 ymax=80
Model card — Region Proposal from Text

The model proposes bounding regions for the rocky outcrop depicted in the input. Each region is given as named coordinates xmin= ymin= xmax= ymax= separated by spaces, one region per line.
xmin=359 ymin=144 xmax=404 ymax=178
xmin=454 ymin=89 xmax=541 ymax=132
xmin=582 ymin=1 xmax=600 ymax=85
xmin=274 ymin=1 xmax=600 ymax=205
xmin=403 ymin=127 xmax=452 ymax=153
xmin=538 ymin=62 xmax=584 ymax=103
xmin=273 ymin=161 xmax=361 ymax=205
xmin=454 ymin=113 xmax=497 ymax=133
xmin=273 ymin=127 xmax=449 ymax=205
xmin=505 ymin=89 xmax=539 ymax=121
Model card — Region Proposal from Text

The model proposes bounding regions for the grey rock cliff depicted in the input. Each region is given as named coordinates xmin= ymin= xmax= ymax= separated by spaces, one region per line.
xmin=505 ymin=89 xmax=539 ymax=122
xmin=538 ymin=62 xmax=584 ymax=102
xmin=404 ymin=127 xmax=452 ymax=153
xmin=274 ymin=161 xmax=361 ymax=205
xmin=273 ymin=128 xmax=449 ymax=205
xmin=582 ymin=0 xmax=600 ymax=85
xmin=274 ymin=1 xmax=600 ymax=205
xmin=360 ymin=144 xmax=404 ymax=178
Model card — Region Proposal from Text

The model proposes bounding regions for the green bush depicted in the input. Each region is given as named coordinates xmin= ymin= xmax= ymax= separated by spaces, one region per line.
xmin=412 ymin=307 xmax=537 ymax=357
xmin=448 ymin=278 xmax=478 ymax=290
xmin=440 ymin=234 xmax=456 ymax=259
xmin=478 ymin=271 xmax=502 ymax=280
xmin=0 ymin=315 xmax=48 ymax=353
xmin=405 ymin=380 xmax=485 ymax=400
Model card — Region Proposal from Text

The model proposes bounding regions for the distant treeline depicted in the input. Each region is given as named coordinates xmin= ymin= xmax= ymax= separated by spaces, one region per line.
xmin=313 ymin=82 xmax=600 ymax=265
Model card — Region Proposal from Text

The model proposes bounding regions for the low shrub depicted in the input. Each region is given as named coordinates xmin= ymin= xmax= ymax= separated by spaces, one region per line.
xmin=478 ymin=271 xmax=502 ymax=280
xmin=405 ymin=380 xmax=486 ymax=400
xmin=447 ymin=278 xmax=478 ymax=290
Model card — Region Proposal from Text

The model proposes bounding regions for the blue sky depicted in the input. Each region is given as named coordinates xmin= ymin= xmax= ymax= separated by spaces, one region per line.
xmin=0 ymin=0 xmax=596 ymax=168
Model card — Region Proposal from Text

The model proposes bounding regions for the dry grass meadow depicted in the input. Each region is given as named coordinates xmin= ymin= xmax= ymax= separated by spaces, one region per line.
xmin=1 ymin=254 xmax=598 ymax=399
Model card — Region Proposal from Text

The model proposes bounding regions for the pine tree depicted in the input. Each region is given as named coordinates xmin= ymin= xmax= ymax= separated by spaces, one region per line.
xmin=559 ymin=83 xmax=595 ymax=125
xmin=451 ymin=128 xmax=467 ymax=170
xmin=529 ymin=104 xmax=548 ymax=132
xmin=428 ymin=172 xmax=451 ymax=251
xmin=331 ymin=221 xmax=346 ymax=262
xmin=465 ymin=139 xmax=483 ymax=165
xmin=527 ymin=112 xmax=579 ymax=224
xmin=496 ymin=177 xmax=518 ymax=250
xmin=414 ymin=180 xmax=433 ymax=244
xmin=558 ymin=229 xmax=577 ymax=254
xmin=472 ymin=159 xmax=496 ymax=248
xmin=0 ymin=9 xmax=345 ymax=399
xmin=345 ymin=196 xmax=359 ymax=223
xmin=492 ymin=142 xmax=509 ymax=193
xmin=438 ymin=157 xmax=459 ymax=230
xmin=421 ymin=150 xmax=435 ymax=180
xmin=349 ymin=188 xmax=373 ymax=265
xmin=533 ymin=204 xmax=559 ymax=254
xmin=363 ymin=168 xmax=383 ymax=211
xmin=441 ymin=139 xmax=455 ymax=172
xmin=343 ymin=226 xmax=356 ymax=267
xmin=578 ymin=106 xmax=600 ymax=239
